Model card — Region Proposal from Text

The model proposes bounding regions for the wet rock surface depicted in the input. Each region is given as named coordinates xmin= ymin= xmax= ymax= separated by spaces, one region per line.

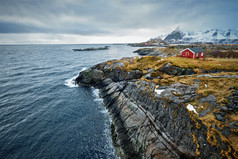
xmin=76 ymin=58 xmax=238 ymax=159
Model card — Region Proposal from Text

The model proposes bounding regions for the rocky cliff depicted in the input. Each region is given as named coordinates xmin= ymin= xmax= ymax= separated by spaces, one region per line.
xmin=76 ymin=56 xmax=238 ymax=159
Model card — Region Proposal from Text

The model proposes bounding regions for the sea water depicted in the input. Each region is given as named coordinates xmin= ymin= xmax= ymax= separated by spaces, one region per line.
xmin=0 ymin=44 xmax=138 ymax=159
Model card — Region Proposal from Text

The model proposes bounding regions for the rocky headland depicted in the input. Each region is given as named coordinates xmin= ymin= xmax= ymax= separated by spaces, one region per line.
xmin=76 ymin=56 xmax=238 ymax=159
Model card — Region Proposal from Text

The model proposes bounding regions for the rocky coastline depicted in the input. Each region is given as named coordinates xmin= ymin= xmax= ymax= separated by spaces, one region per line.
xmin=76 ymin=56 xmax=238 ymax=159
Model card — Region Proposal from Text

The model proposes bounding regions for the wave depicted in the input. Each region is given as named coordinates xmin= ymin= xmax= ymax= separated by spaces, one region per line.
xmin=64 ymin=67 xmax=87 ymax=88
xmin=100 ymin=109 xmax=108 ymax=114
xmin=92 ymin=89 xmax=112 ymax=118
xmin=91 ymin=88 xmax=118 ymax=158
xmin=92 ymin=88 xmax=103 ymax=104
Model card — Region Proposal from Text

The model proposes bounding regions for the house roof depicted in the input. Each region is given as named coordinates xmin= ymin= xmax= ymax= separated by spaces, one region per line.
xmin=188 ymin=47 xmax=205 ymax=53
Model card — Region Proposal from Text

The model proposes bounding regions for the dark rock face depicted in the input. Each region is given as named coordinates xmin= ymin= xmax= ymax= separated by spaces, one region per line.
xmin=75 ymin=61 xmax=143 ymax=86
xmin=202 ymin=69 xmax=228 ymax=73
xmin=226 ymin=90 xmax=238 ymax=111
xmin=164 ymin=30 xmax=184 ymax=43
xmin=75 ymin=59 xmax=237 ymax=159
xmin=100 ymin=80 xmax=199 ymax=159
xmin=199 ymin=94 xmax=217 ymax=105
xmin=214 ymin=112 xmax=225 ymax=122
xmin=75 ymin=69 xmax=104 ymax=86
xmin=159 ymin=64 xmax=195 ymax=76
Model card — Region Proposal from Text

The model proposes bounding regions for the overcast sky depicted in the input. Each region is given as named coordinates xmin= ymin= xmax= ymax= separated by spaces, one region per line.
xmin=0 ymin=0 xmax=237 ymax=44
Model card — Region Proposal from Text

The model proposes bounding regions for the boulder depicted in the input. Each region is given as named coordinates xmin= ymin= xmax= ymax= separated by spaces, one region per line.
xmin=159 ymin=65 xmax=195 ymax=76
xmin=75 ymin=69 xmax=104 ymax=86
xmin=214 ymin=112 xmax=225 ymax=122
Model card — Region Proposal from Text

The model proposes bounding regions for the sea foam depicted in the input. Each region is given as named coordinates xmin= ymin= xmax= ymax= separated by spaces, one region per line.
xmin=64 ymin=67 xmax=87 ymax=88
xmin=92 ymin=88 xmax=103 ymax=104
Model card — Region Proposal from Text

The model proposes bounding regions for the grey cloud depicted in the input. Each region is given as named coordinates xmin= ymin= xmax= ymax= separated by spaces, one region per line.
xmin=0 ymin=0 xmax=237 ymax=35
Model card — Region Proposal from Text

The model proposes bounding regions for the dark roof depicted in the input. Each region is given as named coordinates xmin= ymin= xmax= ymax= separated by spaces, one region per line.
xmin=188 ymin=47 xmax=205 ymax=53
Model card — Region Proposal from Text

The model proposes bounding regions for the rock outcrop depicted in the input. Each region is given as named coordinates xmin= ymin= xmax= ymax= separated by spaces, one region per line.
xmin=159 ymin=63 xmax=195 ymax=76
xmin=132 ymin=47 xmax=180 ymax=57
xmin=76 ymin=57 xmax=238 ymax=159
xmin=133 ymin=48 xmax=157 ymax=56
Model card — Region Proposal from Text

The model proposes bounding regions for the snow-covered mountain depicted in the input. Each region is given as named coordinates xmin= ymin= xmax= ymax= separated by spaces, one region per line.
xmin=161 ymin=29 xmax=238 ymax=44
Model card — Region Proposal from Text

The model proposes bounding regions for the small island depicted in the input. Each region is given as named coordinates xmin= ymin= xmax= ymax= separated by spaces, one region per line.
xmin=72 ymin=46 xmax=109 ymax=51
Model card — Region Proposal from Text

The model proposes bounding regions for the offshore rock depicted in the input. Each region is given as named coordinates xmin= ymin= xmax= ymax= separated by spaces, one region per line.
xmin=72 ymin=46 xmax=109 ymax=51
xmin=133 ymin=48 xmax=156 ymax=56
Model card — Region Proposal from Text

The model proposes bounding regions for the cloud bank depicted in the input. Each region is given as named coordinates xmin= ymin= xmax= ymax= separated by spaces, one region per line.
xmin=0 ymin=0 xmax=237 ymax=44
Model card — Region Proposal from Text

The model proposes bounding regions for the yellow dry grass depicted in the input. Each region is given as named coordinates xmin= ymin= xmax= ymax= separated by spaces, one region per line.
xmin=228 ymin=134 xmax=238 ymax=153
xmin=196 ymin=77 xmax=238 ymax=104
xmin=165 ymin=57 xmax=238 ymax=72
xmin=199 ymin=112 xmax=237 ymax=159
xmin=110 ymin=56 xmax=238 ymax=105
xmin=123 ymin=56 xmax=166 ymax=72
xmin=158 ymin=47 xmax=181 ymax=56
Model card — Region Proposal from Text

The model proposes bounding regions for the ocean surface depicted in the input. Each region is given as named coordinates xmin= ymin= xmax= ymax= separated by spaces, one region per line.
xmin=0 ymin=44 xmax=138 ymax=159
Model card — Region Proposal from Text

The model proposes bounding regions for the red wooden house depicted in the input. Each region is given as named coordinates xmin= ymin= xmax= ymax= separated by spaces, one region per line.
xmin=180 ymin=47 xmax=205 ymax=59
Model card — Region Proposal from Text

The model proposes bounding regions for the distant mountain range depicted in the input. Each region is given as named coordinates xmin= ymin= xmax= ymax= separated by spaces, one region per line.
xmin=156 ymin=28 xmax=238 ymax=44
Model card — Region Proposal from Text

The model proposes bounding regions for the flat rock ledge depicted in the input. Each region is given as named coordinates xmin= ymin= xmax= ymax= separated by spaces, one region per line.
xmin=75 ymin=60 xmax=237 ymax=159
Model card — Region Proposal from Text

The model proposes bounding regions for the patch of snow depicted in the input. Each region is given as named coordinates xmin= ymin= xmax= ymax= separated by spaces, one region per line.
xmin=157 ymin=34 xmax=168 ymax=40
xmin=172 ymin=91 xmax=178 ymax=95
xmin=197 ymin=74 xmax=212 ymax=78
xmin=155 ymin=89 xmax=165 ymax=95
xmin=186 ymin=104 xmax=198 ymax=114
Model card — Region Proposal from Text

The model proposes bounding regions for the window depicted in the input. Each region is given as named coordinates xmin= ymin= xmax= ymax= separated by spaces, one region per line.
xmin=201 ymin=53 xmax=204 ymax=56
